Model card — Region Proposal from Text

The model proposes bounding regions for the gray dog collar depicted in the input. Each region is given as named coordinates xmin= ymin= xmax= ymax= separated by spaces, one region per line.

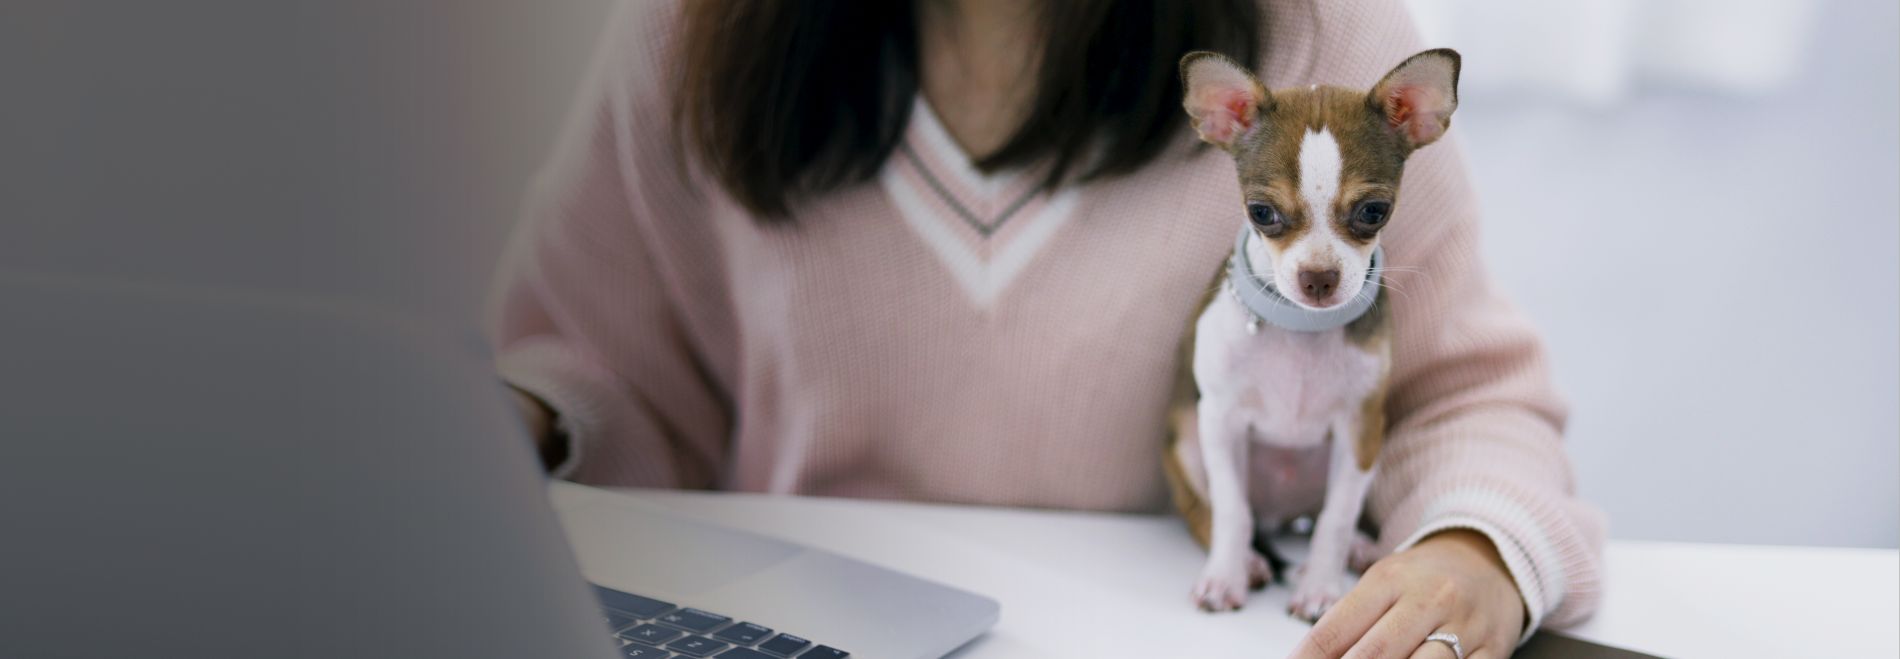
xmin=1226 ymin=226 xmax=1383 ymax=333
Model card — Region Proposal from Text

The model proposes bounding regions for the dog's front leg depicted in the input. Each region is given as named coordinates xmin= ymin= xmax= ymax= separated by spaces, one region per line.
xmin=1289 ymin=412 xmax=1378 ymax=621
xmin=1190 ymin=396 xmax=1253 ymax=611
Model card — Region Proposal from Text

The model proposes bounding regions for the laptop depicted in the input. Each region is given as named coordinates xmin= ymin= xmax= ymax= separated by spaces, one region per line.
xmin=568 ymin=492 xmax=999 ymax=658
xmin=0 ymin=274 xmax=997 ymax=659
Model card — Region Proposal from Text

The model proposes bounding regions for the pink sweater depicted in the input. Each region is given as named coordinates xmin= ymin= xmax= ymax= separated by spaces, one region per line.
xmin=489 ymin=0 xmax=1605 ymax=633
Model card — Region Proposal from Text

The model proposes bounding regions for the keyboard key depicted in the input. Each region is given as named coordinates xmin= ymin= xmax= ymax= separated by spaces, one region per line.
xmin=664 ymin=635 xmax=730 ymax=657
xmin=655 ymin=607 xmax=731 ymax=633
xmin=756 ymin=634 xmax=811 ymax=657
xmin=619 ymin=624 xmax=685 ymax=646
xmin=606 ymin=611 xmax=640 ymax=631
xmin=713 ymin=622 xmax=773 ymax=645
xmin=618 ymin=643 xmax=670 ymax=658
xmin=797 ymin=646 xmax=848 ymax=658
xmin=715 ymin=649 xmax=773 ymax=659
xmin=593 ymin=585 xmax=677 ymax=618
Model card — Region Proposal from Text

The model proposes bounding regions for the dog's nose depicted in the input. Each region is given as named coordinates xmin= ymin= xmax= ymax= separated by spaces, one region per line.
xmin=1298 ymin=269 xmax=1340 ymax=302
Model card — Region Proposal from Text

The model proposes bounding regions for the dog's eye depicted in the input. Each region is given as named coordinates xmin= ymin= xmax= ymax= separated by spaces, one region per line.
xmin=1349 ymin=201 xmax=1391 ymax=234
xmin=1247 ymin=202 xmax=1286 ymax=236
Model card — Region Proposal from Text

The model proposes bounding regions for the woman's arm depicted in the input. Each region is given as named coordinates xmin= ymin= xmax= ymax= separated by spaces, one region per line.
xmin=488 ymin=0 xmax=735 ymax=486
xmin=1278 ymin=0 xmax=1606 ymax=654
xmin=1290 ymin=136 xmax=1606 ymax=650
xmin=1353 ymin=52 xmax=1604 ymax=646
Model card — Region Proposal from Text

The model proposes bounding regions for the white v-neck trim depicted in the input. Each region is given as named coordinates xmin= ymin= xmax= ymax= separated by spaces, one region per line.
xmin=879 ymin=98 xmax=1082 ymax=309
xmin=908 ymin=97 xmax=1025 ymax=201
xmin=881 ymin=162 xmax=1080 ymax=308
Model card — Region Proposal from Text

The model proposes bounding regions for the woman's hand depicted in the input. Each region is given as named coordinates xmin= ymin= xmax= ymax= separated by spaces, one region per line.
xmin=1290 ymin=530 xmax=1525 ymax=659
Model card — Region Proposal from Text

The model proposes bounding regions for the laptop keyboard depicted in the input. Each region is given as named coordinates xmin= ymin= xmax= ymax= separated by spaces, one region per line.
xmin=593 ymin=584 xmax=850 ymax=658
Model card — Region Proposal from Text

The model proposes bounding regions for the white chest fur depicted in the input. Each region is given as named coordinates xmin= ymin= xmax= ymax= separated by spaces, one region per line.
xmin=1192 ymin=287 xmax=1384 ymax=447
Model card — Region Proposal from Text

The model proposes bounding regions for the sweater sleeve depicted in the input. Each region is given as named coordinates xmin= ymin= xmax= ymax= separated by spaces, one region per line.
xmin=486 ymin=0 xmax=734 ymax=488
xmin=1369 ymin=147 xmax=1608 ymax=635
xmin=1293 ymin=0 xmax=1608 ymax=639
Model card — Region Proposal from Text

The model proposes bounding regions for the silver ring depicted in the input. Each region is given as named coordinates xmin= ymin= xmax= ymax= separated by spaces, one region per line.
xmin=1424 ymin=631 xmax=1466 ymax=659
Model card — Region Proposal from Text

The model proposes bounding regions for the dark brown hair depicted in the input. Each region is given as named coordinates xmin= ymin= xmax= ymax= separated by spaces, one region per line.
xmin=676 ymin=0 xmax=1263 ymax=219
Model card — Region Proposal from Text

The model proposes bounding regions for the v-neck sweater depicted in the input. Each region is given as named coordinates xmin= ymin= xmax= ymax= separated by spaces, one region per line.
xmin=488 ymin=0 xmax=1605 ymax=633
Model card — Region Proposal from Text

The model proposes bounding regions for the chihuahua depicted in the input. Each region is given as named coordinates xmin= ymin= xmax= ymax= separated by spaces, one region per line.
xmin=1162 ymin=49 xmax=1461 ymax=619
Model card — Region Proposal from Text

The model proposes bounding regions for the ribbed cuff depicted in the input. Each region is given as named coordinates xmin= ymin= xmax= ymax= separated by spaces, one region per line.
xmin=1393 ymin=489 xmax=1568 ymax=646
xmin=495 ymin=337 xmax=620 ymax=480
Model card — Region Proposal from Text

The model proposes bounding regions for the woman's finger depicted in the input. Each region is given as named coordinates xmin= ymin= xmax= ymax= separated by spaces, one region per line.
xmin=1405 ymin=622 xmax=1496 ymax=659
xmin=1341 ymin=602 xmax=1441 ymax=659
xmin=1406 ymin=639 xmax=1459 ymax=659
xmin=1427 ymin=646 xmax=1510 ymax=659
xmin=1287 ymin=579 xmax=1399 ymax=659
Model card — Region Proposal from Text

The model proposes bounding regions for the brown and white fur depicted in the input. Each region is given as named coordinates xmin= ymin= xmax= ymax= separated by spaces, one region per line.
xmin=1162 ymin=49 xmax=1462 ymax=619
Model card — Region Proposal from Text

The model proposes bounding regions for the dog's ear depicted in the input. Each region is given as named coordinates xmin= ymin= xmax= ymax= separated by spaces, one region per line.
xmin=1181 ymin=52 xmax=1268 ymax=150
xmin=1369 ymin=48 xmax=1461 ymax=150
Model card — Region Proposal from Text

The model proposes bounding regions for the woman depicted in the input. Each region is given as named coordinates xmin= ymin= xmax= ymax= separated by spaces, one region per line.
xmin=490 ymin=0 xmax=1605 ymax=656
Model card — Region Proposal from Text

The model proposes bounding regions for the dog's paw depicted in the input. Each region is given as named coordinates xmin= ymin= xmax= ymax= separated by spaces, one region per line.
xmin=1191 ymin=560 xmax=1252 ymax=611
xmin=1286 ymin=567 xmax=1347 ymax=622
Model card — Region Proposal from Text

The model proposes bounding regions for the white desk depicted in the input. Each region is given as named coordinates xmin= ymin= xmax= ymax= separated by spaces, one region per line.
xmin=550 ymin=484 xmax=1899 ymax=658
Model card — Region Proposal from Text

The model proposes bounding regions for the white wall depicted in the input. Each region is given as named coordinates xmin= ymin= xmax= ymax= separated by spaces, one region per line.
xmin=1438 ymin=0 xmax=1899 ymax=547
